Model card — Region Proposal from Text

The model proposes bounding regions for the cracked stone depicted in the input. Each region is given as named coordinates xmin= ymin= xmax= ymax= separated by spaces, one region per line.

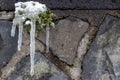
xmin=0 ymin=20 xmax=17 ymax=69
xmin=6 ymin=52 xmax=68 ymax=80
xmin=83 ymin=15 xmax=120 ymax=80
xmin=38 ymin=16 xmax=89 ymax=65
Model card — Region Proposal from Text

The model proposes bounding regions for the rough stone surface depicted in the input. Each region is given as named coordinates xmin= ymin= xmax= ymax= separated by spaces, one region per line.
xmin=0 ymin=20 xmax=17 ymax=68
xmin=0 ymin=0 xmax=120 ymax=10
xmin=83 ymin=15 xmax=120 ymax=80
xmin=7 ymin=52 xmax=68 ymax=80
xmin=38 ymin=16 xmax=89 ymax=65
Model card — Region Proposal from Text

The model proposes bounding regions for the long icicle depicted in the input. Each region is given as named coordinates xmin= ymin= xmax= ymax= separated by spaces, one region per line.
xmin=17 ymin=23 xmax=23 ymax=51
xmin=30 ymin=19 xmax=35 ymax=76
xmin=46 ymin=25 xmax=50 ymax=53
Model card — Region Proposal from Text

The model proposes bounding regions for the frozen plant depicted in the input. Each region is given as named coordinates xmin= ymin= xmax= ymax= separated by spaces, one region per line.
xmin=11 ymin=1 xmax=55 ymax=76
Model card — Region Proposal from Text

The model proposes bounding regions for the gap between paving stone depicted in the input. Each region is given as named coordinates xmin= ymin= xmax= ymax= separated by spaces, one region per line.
xmin=69 ymin=24 xmax=99 ymax=80
xmin=35 ymin=38 xmax=73 ymax=80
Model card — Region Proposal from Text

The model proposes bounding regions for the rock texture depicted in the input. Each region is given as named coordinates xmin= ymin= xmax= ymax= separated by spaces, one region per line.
xmin=0 ymin=21 xmax=17 ymax=68
xmin=38 ymin=16 xmax=89 ymax=65
xmin=7 ymin=52 xmax=68 ymax=80
xmin=0 ymin=1 xmax=120 ymax=79
xmin=0 ymin=0 xmax=120 ymax=10
xmin=83 ymin=15 xmax=120 ymax=80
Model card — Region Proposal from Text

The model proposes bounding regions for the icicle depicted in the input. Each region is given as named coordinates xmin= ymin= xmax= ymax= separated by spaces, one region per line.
xmin=30 ymin=19 xmax=36 ymax=76
xmin=46 ymin=25 xmax=50 ymax=53
xmin=12 ymin=1 xmax=52 ymax=76
xmin=11 ymin=24 xmax=16 ymax=37
xmin=11 ymin=19 xmax=17 ymax=37
xmin=17 ymin=23 xmax=23 ymax=51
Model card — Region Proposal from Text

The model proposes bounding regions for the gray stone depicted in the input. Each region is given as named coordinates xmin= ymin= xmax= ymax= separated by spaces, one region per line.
xmin=82 ymin=15 xmax=120 ymax=80
xmin=0 ymin=20 xmax=17 ymax=68
xmin=7 ymin=52 xmax=68 ymax=80
xmin=38 ymin=16 xmax=89 ymax=65
xmin=0 ymin=0 xmax=120 ymax=10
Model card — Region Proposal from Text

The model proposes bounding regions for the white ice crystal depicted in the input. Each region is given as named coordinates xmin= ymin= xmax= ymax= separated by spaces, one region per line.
xmin=11 ymin=1 xmax=47 ymax=76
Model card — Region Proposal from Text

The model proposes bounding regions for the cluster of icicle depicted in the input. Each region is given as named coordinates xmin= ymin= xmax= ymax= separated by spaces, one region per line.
xmin=11 ymin=1 xmax=49 ymax=76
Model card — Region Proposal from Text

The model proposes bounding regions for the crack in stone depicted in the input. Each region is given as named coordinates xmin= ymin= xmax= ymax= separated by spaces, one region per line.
xmin=36 ymin=38 xmax=73 ymax=80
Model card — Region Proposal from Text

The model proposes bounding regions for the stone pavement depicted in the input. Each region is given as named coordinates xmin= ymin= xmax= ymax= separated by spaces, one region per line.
xmin=0 ymin=0 xmax=120 ymax=80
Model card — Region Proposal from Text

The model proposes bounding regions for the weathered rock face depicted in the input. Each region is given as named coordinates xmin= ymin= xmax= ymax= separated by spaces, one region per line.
xmin=7 ymin=52 xmax=68 ymax=80
xmin=0 ymin=0 xmax=120 ymax=10
xmin=0 ymin=21 xmax=17 ymax=68
xmin=82 ymin=15 xmax=120 ymax=80
xmin=38 ymin=16 xmax=89 ymax=65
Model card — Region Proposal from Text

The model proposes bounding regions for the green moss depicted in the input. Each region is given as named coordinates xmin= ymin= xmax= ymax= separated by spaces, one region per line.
xmin=24 ymin=9 xmax=55 ymax=33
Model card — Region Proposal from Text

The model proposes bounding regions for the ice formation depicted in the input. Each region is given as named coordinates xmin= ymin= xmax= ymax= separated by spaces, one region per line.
xmin=11 ymin=1 xmax=47 ymax=76
xmin=46 ymin=25 xmax=50 ymax=53
xmin=30 ymin=19 xmax=36 ymax=76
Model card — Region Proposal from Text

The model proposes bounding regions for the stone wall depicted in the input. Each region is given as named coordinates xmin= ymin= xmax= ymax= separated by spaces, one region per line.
xmin=0 ymin=0 xmax=120 ymax=80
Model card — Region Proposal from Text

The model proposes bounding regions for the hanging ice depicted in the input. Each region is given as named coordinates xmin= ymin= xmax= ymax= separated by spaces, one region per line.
xmin=11 ymin=17 xmax=24 ymax=51
xmin=11 ymin=19 xmax=16 ymax=37
xmin=46 ymin=25 xmax=50 ymax=53
xmin=17 ymin=23 xmax=23 ymax=51
xmin=11 ymin=1 xmax=48 ymax=76
xmin=30 ymin=19 xmax=36 ymax=76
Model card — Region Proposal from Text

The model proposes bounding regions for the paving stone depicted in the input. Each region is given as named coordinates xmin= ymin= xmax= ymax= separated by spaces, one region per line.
xmin=38 ymin=16 xmax=89 ymax=65
xmin=0 ymin=20 xmax=17 ymax=68
xmin=7 ymin=52 xmax=68 ymax=80
xmin=82 ymin=15 xmax=120 ymax=80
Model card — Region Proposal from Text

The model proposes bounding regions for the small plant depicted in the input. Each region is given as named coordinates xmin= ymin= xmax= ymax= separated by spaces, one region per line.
xmin=11 ymin=1 xmax=55 ymax=76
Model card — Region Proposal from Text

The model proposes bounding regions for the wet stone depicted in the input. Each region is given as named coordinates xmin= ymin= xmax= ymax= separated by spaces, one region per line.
xmin=82 ymin=15 xmax=120 ymax=80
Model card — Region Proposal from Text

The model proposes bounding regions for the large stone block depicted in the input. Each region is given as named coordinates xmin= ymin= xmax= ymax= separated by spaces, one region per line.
xmin=83 ymin=15 xmax=120 ymax=80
